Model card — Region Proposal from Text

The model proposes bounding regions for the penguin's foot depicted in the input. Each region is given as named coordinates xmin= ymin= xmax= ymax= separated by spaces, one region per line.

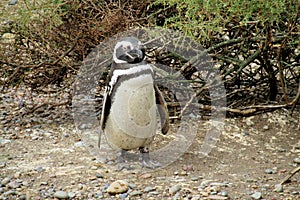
xmin=117 ymin=150 xmax=135 ymax=171
xmin=139 ymin=147 xmax=162 ymax=169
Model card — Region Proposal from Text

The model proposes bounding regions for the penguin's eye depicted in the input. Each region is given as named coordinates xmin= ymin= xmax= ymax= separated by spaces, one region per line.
xmin=122 ymin=45 xmax=131 ymax=51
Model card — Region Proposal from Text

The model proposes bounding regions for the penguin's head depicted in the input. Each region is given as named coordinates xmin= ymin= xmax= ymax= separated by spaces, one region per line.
xmin=113 ymin=37 xmax=145 ymax=64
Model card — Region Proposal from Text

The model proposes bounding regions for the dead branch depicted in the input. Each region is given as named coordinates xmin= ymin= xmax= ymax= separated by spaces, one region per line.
xmin=279 ymin=166 xmax=300 ymax=185
xmin=21 ymin=100 xmax=71 ymax=117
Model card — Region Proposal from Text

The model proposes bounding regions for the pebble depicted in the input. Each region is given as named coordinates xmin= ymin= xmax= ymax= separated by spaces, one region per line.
xmin=68 ymin=192 xmax=76 ymax=198
xmin=107 ymin=180 xmax=129 ymax=194
xmin=191 ymin=176 xmax=200 ymax=181
xmin=7 ymin=180 xmax=21 ymax=189
xmin=128 ymin=183 xmax=136 ymax=189
xmin=140 ymin=173 xmax=152 ymax=179
xmin=119 ymin=193 xmax=128 ymax=198
xmin=8 ymin=0 xmax=18 ymax=5
xmin=219 ymin=191 xmax=228 ymax=196
xmin=144 ymin=186 xmax=155 ymax=192
xmin=251 ymin=191 xmax=262 ymax=199
xmin=34 ymin=166 xmax=45 ymax=172
xmin=242 ymin=131 xmax=249 ymax=136
xmin=169 ymin=184 xmax=181 ymax=195
xmin=1 ymin=177 xmax=11 ymax=186
xmin=245 ymin=118 xmax=254 ymax=126
xmin=274 ymin=184 xmax=283 ymax=192
xmin=95 ymin=173 xmax=104 ymax=178
xmin=200 ymin=180 xmax=213 ymax=187
xmin=90 ymin=166 xmax=98 ymax=170
xmin=53 ymin=190 xmax=69 ymax=199
xmin=291 ymin=191 xmax=299 ymax=195
xmin=40 ymin=181 xmax=48 ymax=185
xmin=74 ymin=141 xmax=85 ymax=147
xmin=129 ymin=190 xmax=142 ymax=196
xmin=206 ymin=195 xmax=228 ymax=200
xmin=265 ymin=168 xmax=273 ymax=174
xmin=1 ymin=33 xmax=15 ymax=44
xmin=263 ymin=125 xmax=269 ymax=130
xmin=293 ymin=157 xmax=300 ymax=164
xmin=0 ymin=138 xmax=11 ymax=145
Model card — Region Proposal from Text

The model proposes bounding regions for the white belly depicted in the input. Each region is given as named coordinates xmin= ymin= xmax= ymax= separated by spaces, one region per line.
xmin=104 ymin=74 xmax=157 ymax=150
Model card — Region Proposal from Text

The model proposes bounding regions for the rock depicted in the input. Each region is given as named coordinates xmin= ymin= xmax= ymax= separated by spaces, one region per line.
xmin=144 ymin=186 xmax=155 ymax=192
xmin=206 ymin=195 xmax=228 ymax=200
xmin=263 ymin=125 xmax=269 ymax=130
xmin=129 ymin=190 xmax=142 ymax=196
xmin=251 ymin=191 xmax=262 ymax=199
xmin=13 ymin=172 xmax=21 ymax=178
xmin=169 ymin=184 xmax=181 ymax=195
xmin=74 ymin=141 xmax=85 ymax=148
xmin=128 ymin=183 xmax=136 ymax=189
xmin=0 ymin=138 xmax=11 ymax=145
xmin=8 ymin=0 xmax=18 ymax=5
xmin=68 ymin=192 xmax=76 ymax=198
xmin=119 ymin=193 xmax=128 ymax=199
xmin=7 ymin=180 xmax=21 ymax=189
xmin=265 ymin=168 xmax=273 ymax=174
xmin=242 ymin=131 xmax=249 ymax=136
xmin=200 ymin=180 xmax=213 ymax=187
xmin=53 ymin=190 xmax=69 ymax=199
xmin=245 ymin=117 xmax=255 ymax=126
xmin=291 ymin=191 xmax=299 ymax=195
xmin=1 ymin=33 xmax=15 ymax=44
xmin=1 ymin=177 xmax=11 ymax=185
xmin=95 ymin=173 xmax=103 ymax=178
xmin=293 ymin=157 xmax=300 ymax=164
xmin=191 ymin=176 xmax=199 ymax=181
xmin=274 ymin=184 xmax=283 ymax=192
xmin=107 ymin=180 xmax=129 ymax=194
xmin=34 ymin=166 xmax=45 ymax=172
xmin=40 ymin=182 xmax=48 ymax=186
xmin=90 ymin=166 xmax=98 ymax=170
xmin=140 ymin=173 xmax=152 ymax=179
xmin=219 ymin=191 xmax=228 ymax=196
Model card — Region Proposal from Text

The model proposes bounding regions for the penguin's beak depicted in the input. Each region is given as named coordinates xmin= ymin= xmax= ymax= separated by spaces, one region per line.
xmin=126 ymin=48 xmax=145 ymax=63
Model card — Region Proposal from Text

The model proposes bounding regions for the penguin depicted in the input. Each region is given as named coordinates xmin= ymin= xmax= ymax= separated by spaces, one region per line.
xmin=99 ymin=37 xmax=169 ymax=169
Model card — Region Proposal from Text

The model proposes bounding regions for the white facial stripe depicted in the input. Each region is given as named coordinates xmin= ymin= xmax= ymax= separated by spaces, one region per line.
xmin=113 ymin=41 xmax=135 ymax=63
xmin=115 ymin=41 xmax=133 ymax=50
xmin=125 ymin=52 xmax=134 ymax=59
xmin=109 ymin=64 xmax=153 ymax=93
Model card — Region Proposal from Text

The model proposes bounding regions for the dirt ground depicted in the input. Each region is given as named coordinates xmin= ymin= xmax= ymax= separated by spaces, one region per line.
xmin=1 ymin=106 xmax=299 ymax=199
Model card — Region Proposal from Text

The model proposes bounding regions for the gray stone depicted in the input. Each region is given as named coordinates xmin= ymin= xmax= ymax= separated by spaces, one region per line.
xmin=107 ymin=180 xmax=129 ymax=194
xmin=274 ymin=184 xmax=283 ymax=192
xmin=74 ymin=141 xmax=85 ymax=147
xmin=0 ymin=138 xmax=11 ymax=145
xmin=251 ymin=191 xmax=262 ymax=199
xmin=169 ymin=184 xmax=181 ymax=195
xmin=53 ymin=190 xmax=69 ymax=199
xmin=220 ymin=191 xmax=228 ymax=196
xmin=265 ymin=168 xmax=273 ymax=174
xmin=119 ymin=193 xmax=128 ymax=199
xmin=68 ymin=192 xmax=76 ymax=198
xmin=144 ymin=186 xmax=155 ymax=192
xmin=34 ymin=166 xmax=45 ymax=172
xmin=129 ymin=190 xmax=142 ymax=196
xmin=8 ymin=0 xmax=18 ymax=5
xmin=1 ymin=177 xmax=11 ymax=186
xmin=191 ymin=176 xmax=199 ymax=181
xmin=1 ymin=33 xmax=15 ymax=44
xmin=7 ymin=180 xmax=21 ymax=189
xmin=263 ymin=125 xmax=269 ymax=130
xmin=293 ymin=157 xmax=300 ymax=164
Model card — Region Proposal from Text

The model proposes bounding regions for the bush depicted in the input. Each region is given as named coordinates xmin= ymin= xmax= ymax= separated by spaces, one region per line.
xmin=0 ymin=0 xmax=299 ymax=119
